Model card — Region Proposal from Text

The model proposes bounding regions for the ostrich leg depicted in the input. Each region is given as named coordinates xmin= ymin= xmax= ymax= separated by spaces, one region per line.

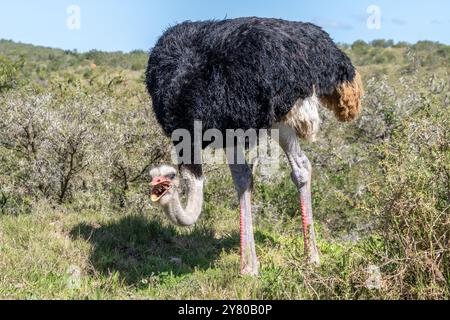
xmin=275 ymin=123 xmax=320 ymax=265
xmin=229 ymin=163 xmax=258 ymax=276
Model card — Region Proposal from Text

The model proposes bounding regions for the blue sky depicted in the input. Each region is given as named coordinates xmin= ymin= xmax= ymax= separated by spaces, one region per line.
xmin=1 ymin=0 xmax=449 ymax=52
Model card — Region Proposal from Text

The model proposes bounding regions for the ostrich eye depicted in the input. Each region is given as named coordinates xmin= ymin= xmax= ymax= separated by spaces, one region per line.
xmin=166 ymin=173 xmax=176 ymax=180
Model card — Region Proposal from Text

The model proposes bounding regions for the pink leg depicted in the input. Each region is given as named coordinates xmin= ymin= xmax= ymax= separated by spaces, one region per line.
xmin=301 ymin=195 xmax=310 ymax=251
xmin=299 ymin=179 xmax=319 ymax=264
xmin=276 ymin=124 xmax=320 ymax=265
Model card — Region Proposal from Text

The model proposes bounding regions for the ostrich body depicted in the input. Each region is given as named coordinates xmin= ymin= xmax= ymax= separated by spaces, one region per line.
xmin=146 ymin=17 xmax=363 ymax=275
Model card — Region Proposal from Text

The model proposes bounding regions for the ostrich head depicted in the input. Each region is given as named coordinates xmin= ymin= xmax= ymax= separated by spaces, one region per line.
xmin=150 ymin=164 xmax=204 ymax=227
xmin=150 ymin=165 xmax=179 ymax=206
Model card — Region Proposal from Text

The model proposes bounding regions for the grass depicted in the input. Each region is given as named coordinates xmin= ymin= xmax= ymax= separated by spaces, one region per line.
xmin=0 ymin=176 xmax=379 ymax=300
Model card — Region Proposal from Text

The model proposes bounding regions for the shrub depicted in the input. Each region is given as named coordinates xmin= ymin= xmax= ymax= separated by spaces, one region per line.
xmin=361 ymin=78 xmax=450 ymax=299
xmin=0 ymin=89 xmax=108 ymax=204
xmin=351 ymin=40 xmax=369 ymax=54
xmin=0 ymin=55 xmax=23 ymax=92
xmin=0 ymin=86 xmax=169 ymax=211
xmin=104 ymin=101 xmax=169 ymax=209
xmin=370 ymin=39 xmax=394 ymax=48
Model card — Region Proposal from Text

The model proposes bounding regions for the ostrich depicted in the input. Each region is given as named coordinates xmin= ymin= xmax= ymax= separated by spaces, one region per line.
xmin=146 ymin=17 xmax=363 ymax=276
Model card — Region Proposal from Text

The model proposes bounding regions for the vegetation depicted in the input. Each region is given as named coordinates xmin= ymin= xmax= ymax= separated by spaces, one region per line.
xmin=0 ymin=39 xmax=449 ymax=299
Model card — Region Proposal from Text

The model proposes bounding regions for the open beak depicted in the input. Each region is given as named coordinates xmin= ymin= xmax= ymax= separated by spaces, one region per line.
xmin=151 ymin=176 xmax=172 ymax=202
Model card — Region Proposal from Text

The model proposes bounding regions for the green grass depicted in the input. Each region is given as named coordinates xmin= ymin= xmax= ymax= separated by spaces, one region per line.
xmin=0 ymin=202 xmax=377 ymax=300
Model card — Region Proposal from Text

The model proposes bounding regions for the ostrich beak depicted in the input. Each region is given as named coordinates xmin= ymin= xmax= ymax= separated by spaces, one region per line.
xmin=151 ymin=176 xmax=172 ymax=202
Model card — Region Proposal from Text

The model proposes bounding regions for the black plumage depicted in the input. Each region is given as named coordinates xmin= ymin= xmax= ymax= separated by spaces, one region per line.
xmin=146 ymin=17 xmax=357 ymax=143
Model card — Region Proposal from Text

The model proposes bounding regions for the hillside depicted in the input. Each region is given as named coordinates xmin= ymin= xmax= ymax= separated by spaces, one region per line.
xmin=0 ymin=39 xmax=449 ymax=299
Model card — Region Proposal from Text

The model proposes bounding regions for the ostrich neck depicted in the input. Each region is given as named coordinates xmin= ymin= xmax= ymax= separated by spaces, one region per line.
xmin=163 ymin=165 xmax=204 ymax=227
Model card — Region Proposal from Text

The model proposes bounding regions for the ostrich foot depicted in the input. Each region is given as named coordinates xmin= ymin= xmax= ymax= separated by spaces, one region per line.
xmin=306 ymin=226 xmax=321 ymax=266
xmin=309 ymin=252 xmax=320 ymax=266
xmin=241 ymin=264 xmax=259 ymax=276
